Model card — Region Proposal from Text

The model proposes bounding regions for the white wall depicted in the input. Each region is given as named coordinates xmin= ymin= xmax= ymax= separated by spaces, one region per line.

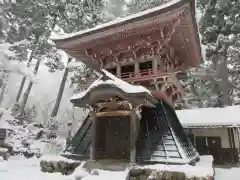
xmin=191 ymin=128 xmax=230 ymax=148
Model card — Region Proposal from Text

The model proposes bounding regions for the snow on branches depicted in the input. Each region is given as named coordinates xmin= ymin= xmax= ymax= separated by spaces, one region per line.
xmin=0 ymin=40 xmax=37 ymax=82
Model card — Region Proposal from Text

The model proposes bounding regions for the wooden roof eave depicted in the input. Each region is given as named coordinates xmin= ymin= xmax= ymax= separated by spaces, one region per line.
xmin=52 ymin=0 xmax=200 ymax=52
xmin=70 ymin=84 xmax=158 ymax=108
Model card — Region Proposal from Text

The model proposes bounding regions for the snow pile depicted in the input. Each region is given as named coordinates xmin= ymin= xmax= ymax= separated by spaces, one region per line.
xmin=40 ymin=154 xmax=78 ymax=163
xmin=81 ymin=169 xmax=130 ymax=180
xmin=196 ymin=155 xmax=213 ymax=167
xmin=176 ymin=105 xmax=240 ymax=127
xmin=140 ymin=163 xmax=214 ymax=178
xmin=70 ymin=69 xmax=150 ymax=101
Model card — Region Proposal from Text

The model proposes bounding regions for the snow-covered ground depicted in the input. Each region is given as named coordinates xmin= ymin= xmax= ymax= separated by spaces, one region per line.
xmin=215 ymin=168 xmax=240 ymax=180
xmin=0 ymin=156 xmax=69 ymax=180
xmin=0 ymin=156 xmax=239 ymax=180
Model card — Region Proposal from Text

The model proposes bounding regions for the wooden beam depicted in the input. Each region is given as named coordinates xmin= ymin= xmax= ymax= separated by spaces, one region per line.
xmin=96 ymin=111 xmax=131 ymax=117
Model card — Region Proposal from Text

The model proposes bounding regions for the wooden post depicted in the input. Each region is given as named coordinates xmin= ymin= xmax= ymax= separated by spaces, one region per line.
xmin=117 ymin=63 xmax=121 ymax=77
xmin=235 ymin=128 xmax=240 ymax=160
xmin=228 ymin=128 xmax=236 ymax=163
xmin=134 ymin=62 xmax=140 ymax=74
xmin=90 ymin=111 xmax=97 ymax=161
xmin=230 ymin=128 xmax=237 ymax=163
xmin=130 ymin=106 xmax=137 ymax=165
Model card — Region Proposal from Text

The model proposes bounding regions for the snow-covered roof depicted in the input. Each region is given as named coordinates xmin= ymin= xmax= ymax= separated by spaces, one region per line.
xmin=177 ymin=106 xmax=240 ymax=128
xmin=70 ymin=69 xmax=151 ymax=102
xmin=51 ymin=0 xmax=184 ymax=41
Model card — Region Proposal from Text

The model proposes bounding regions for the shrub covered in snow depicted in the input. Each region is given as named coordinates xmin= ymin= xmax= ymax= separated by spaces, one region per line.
xmin=0 ymin=109 xmax=65 ymax=158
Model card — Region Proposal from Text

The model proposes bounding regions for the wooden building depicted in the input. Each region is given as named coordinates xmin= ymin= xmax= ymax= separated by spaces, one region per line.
xmin=177 ymin=106 xmax=240 ymax=165
xmin=52 ymin=0 xmax=202 ymax=165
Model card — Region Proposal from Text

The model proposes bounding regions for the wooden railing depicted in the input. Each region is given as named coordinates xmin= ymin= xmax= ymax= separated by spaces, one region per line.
xmin=119 ymin=68 xmax=173 ymax=81
xmin=78 ymin=68 xmax=177 ymax=88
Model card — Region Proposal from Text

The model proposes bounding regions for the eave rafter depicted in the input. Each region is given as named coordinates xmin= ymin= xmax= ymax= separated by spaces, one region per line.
xmin=62 ymin=7 xmax=188 ymax=61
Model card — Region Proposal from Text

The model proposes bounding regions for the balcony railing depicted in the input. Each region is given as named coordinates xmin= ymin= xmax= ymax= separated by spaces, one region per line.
xmin=78 ymin=68 xmax=178 ymax=88
xmin=119 ymin=68 xmax=174 ymax=82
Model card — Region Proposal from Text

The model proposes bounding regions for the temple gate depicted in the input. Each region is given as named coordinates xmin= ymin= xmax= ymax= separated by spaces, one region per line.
xmin=52 ymin=0 xmax=202 ymax=165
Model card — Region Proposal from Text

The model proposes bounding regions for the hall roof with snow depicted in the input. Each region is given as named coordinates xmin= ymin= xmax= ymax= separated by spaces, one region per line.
xmin=177 ymin=106 xmax=240 ymax=128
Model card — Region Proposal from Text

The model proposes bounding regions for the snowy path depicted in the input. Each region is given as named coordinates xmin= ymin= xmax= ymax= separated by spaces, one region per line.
xmin=0 ymin=156 xmax=239 ymax=180
xmin=0 ymin=156 xmax=70 ymax=180
xmin=215 ymin=168 xmax=240 ymax=180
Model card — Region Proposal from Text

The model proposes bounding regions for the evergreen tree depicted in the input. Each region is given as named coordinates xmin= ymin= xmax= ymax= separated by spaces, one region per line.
xmin=196 ymin=0 xmax=240 ymax=106
xmin=125 ymin=0 xmax=170 ymax=14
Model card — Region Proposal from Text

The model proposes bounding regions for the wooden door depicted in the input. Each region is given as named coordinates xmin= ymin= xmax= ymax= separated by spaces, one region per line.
xmin=195 ymin=136 xmax=207 ymax=155
xmin=105 ymin=116 xmax=130 ymax=160
xmin=207 ymin=137 xmax=221 ymax=164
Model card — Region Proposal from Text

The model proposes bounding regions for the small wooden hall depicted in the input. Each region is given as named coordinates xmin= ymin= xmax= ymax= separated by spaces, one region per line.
xmin=177 ymin=106 xmax=240 ymax=165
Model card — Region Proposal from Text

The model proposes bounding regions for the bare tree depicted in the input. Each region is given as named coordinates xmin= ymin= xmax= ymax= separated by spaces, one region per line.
xmin=50 ymin=57 xmax=71 ymax=118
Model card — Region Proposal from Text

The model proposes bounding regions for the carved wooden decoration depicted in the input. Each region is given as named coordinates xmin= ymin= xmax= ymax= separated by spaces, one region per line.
xmin=155 ymin=73 xmax=184 ymax=104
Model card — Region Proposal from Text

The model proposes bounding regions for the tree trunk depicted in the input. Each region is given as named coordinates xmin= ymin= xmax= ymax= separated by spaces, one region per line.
xmin=18 ymin=15 xmax=58 ymax=122
xmin=0 ymin=3 xmax=6 ymax=43
xmin=0 ymin=83 xmax=6 ymax=106
xmin=15 ymin=51 xmax=34 ymax=103
xmin=220 ymin=47 xmax=231 ymax=106
xmin=50 ymin=58 xmax=71 ymax=118
xmin=19 ymin=59 xmax=41 ymax=118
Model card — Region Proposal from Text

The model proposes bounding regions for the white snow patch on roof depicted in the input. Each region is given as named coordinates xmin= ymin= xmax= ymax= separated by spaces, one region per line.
xmin=177 ymin=105 xmax=240 ymax=127
xmin=51 ymin=0 xmax=181 ymax=41
xmin=70 ymin=69 xmax=150 ymax=101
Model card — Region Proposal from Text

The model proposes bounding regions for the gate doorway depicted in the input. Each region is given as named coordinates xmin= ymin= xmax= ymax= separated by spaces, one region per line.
xmin=96 ymin=115 xmax=130 ymax=160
